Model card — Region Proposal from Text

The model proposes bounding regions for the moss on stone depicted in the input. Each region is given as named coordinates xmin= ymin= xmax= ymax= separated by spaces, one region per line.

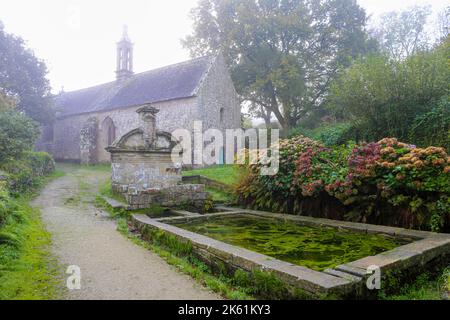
xmin=172 ymin=215 xmax=405 ymax=271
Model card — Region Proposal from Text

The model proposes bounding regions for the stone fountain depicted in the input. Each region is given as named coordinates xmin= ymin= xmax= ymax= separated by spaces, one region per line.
xmin=106 ymin=104 xmax=207 ymax=210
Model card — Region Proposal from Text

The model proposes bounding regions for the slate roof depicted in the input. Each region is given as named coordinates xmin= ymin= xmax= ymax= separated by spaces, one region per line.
xmin=55 ymin=55 xmax=213 ymax=118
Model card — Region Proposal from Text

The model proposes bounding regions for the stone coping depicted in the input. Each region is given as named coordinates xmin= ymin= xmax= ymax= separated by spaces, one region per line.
xmin=132 ymin=213 xmax=355 ymax=296
xmin=131 ymin=210 xmax=450 ymax=297
xmin=105 ymin=147 xmax=172 ymax=154
xmin=216 ymin=206 xmax=441 ymax=240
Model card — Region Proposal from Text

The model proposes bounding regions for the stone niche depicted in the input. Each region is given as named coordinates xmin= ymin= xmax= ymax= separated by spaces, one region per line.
xmin=106 ymin=104 xmax=207 ymax=209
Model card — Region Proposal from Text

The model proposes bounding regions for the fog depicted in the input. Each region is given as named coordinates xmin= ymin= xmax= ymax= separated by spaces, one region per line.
xmin=0 ymin=0 xmax=447 ymax=93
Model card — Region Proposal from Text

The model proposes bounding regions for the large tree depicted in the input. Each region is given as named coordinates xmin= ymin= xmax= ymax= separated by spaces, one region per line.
xmin=371 ymin=5 xmax=432 ymax=61
xmin=183 ymin=0 xmax=375 ymax=134
xmin=437 ymin=6 xmax=450 ymax=42
xmin=0 ymin=21 xmax=53 ymax=124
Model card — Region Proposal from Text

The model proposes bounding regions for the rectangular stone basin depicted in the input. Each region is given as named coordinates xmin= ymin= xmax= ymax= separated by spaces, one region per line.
xmin=131 ymin=208 xmax=450 ymax=298
xmin=168 ymin=215 xmax=407 ymax=272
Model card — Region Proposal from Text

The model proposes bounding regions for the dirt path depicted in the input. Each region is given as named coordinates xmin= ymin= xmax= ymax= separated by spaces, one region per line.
xmin=31 ymin=165 xmax=220 ymax=300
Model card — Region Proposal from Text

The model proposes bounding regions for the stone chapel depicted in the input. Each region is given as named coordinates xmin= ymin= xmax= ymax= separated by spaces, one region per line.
xmin=36 ymin=27 xmax=241 ymax=164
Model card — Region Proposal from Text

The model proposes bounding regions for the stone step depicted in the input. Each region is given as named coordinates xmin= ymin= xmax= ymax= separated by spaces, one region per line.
xmin=171 ymin=210 xmax=202 ymax=217
xmin=323 ymin=268 xmax=364 ymax=283
xmin=103 ymin=196 xmax=127 ymax=210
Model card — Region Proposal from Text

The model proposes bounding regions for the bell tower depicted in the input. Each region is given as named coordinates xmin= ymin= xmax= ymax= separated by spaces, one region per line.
xmin=116 ymin=25 xmax=134 ymax=81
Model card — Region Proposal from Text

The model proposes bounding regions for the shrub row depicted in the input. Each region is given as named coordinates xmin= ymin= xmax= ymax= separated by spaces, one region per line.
xmin=0 ymin=151 xmax=55 ymax=196
xmin=0 ymin=151 xmax=55 ymax=228
xmin=0 ymin=182 xmax=15 ymax=227
xmin=299 ymin=95 xmax=450 ymax=151
xmin=236 ymin=137 xmax=450 ymax=232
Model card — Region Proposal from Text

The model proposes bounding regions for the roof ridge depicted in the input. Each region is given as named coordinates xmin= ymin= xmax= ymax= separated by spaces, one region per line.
xmin=133 ymin=55 xmax=214 ymax=78
xmin=56 ymin=54 xmax=215 ymax=118
xmin=60 ymin=55 xmax=214 ymax=95
xmin=191 ymin=54 xmax=218 ymax=96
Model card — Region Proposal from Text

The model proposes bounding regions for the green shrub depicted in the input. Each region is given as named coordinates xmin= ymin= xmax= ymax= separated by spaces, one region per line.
xmin=409 ymin=96 xmax=450 ymax=151
xmin=22 ymin=151 xmax=55 ymax=177
xmin=233 ymin=269 xmax=251 ymax=287
xmin=1 ymin=151 xmax=55 ymax=195
xmin=0 ymin=110 xmax=39 ymax=163
xmin=327 ymin=42 xmax=449 ymax=145
xmin=0 ymin=182 xmax=15 ymax=227
xmin=251 ymin=269 xmax=286 ymax=299
xmin=290 ymin=122 xmax=355 ymax=147
xmin=314 ymin=123 xmax=354 ymax=146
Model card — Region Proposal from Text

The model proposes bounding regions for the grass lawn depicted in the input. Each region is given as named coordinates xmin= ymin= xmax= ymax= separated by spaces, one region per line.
xmin=182 ymin=165 xmax=240 ymax=203
xmin=0 ymin=170 xmax=64 ymax=300
xmin=182 ymin=165 xmax=240 ymax=186
xmin=0 ymin=199 xmax=60 ymax=300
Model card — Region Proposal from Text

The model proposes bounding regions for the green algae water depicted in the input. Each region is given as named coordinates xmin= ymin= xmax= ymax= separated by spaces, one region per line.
xmin=171 ymin=215 xmax=405 ymax=271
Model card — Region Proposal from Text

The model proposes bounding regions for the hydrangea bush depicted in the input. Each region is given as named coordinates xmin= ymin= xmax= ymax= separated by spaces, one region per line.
xmin=236 ymin=137 xmax=450 ymax=232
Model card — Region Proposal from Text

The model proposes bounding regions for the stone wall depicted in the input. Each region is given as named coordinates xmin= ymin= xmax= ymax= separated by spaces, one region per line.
xmin=37 ymin=97 xmax=198 ymax=163
xmin=125 ymin=184 xmax=208 ymax=210
xmin=197 ymin=54 xmax=241 ymax=133
xmin=111 ymin=151 xmax=181 ymax=193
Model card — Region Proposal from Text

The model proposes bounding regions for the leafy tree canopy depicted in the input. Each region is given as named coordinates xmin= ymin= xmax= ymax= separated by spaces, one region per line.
xmin=371 ymin=5 xmax=432 ymax=61
xmin=183 ymin=0 xmax=376 ymax=134
xmin=0 ymin=21 xmax=54 ymax=124
xmin=0 ymin=108 xmax=39 ymax=163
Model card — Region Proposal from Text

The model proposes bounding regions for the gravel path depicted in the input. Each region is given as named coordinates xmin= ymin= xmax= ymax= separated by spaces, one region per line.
xmin=31 ymin=165 xmax=220 ymax=300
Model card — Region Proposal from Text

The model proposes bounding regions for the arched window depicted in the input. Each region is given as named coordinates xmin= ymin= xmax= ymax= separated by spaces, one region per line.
xmin=219 ymin=107 xmax=225 ymax=124
xmin=102 ymin=117 xmax=116 ymax=146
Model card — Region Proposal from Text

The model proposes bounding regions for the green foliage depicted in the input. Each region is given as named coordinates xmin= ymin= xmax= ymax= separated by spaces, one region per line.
xmin=182 ymin=165 xmax=238 ymax=204
xmin=0 ymin=163 xmax=61 ymax=299
xmin=22 ymin=151 xmax=55 ymax=177
xmin=0 ymin=21 xmax=54 ymax=123
xmin=327 ymin=40 xmax=450 ymax=145
xmin=1 ymin=151 xmax=55 ymax=195
xmin=182 ymin=165 xmax=240 ymax=186
xmin=373 ymin=5 xmax=432 ymax=60
xmin=205 ymin=187 xmax=234 ymax=203
xmin=98 ymin=179 xmax=127 ymax=204
xmin=236 ymin=136 xmax=450 ymax=232
xmin=0 ymin=182 xmax=16 ymax=228
xmin=0 ymin=110 xmax=39 ymax=163
xmin=380 ymin=268 xmax=450 ymax=300
xmin=94 ymin=196 xmax=129 ymax=219
xmin=290 ymin=122 xmax=354 ymax=147
xmin=183 ymin=0 xmax=375 ymax=132
xmin=410 ymin=95 xmax=450 ymax=151
xmin=232 ymin=269 xmax=251 ymax=288
xmin=0 ymin=196 xmax=59 ymax=300
xmin=251 ymin=269 xmax=286 ymax=299
xmin=147 ymin=229 xmax=193 ymax=257
xmin=0 ymin=93 xmax=15 ymax=111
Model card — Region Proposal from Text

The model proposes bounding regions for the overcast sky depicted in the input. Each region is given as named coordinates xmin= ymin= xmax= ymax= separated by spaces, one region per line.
xmin=0 ymin=0 xmax=447 ymax=93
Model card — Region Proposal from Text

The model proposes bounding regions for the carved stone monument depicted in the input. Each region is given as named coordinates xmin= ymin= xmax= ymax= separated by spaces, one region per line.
xmin=106 ymin=104 xmax=207 ymax=209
